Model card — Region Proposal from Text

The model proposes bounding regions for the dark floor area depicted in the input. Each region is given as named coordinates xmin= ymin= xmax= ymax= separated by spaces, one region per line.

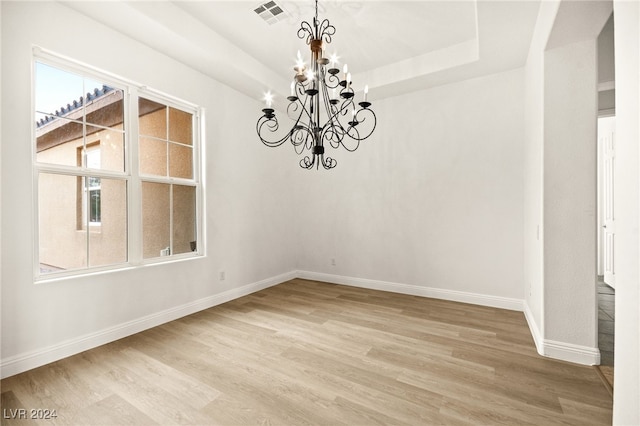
xmin=598 ymin=277 xmax=615 ymax=366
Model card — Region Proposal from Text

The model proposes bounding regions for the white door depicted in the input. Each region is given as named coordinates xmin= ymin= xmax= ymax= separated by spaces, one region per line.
xmin=601 ymin=117 xmax=616 ymax=288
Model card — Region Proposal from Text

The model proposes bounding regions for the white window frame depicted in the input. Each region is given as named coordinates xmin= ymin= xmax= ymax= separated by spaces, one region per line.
xmin=83 ymin=146 xmax=102 ymax=227
xmin=33 ymin=48 xmax=204 ymax=282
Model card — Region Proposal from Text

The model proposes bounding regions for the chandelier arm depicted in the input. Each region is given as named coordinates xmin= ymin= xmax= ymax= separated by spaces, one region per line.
xmin=287 ymin=100 xmax=317 ymax=154
xmin=286 ymin=100 xmax=316 ymax=154
xmin=291 ymin=126 xmax=314 ymax=155
xmin=342 ymin=126 xmax=362 ymax=152
xmin=324 ymin=97 xmax=378 ymax=142
xmin=320 ymin=153 xmax=337 ymax=169
xmin=286 ymin=98 xmax=311 ymax=126
xmin=289 ymin=94 xmax=315 ymax=124
xmin=323 ymin=119 xmax=348 ymax=151
xmin=300 ymin=154 xmax=315 ymax=169
xmin=321 ymin=77 xmax=334 ymax=120
xmin=322 ymin=126 xmax=345 ymax=151
xmin=256 ymin=116 xmax=291 ymax=148
xmin=318 ymin=61 xmax=341 ymax=90
xmin=322 ymin=97 xmax=352 ymax=134
xmin=297 ymin=20 xmax=315 ymax=45
xmin=346 ymin=108 xmax=377 ymax=142
xmin=325 ymin=73 xmax=341 ymax=89
xmin=317 ymin=19 xmax=336 ymax=44
xmin=320 ymin=87 xmax=348 ymax=150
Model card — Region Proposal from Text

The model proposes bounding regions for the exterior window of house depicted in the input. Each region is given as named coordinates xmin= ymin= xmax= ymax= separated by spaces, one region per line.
xmin=34 ymin=53 xmax=202 ymax=279
xmin=138 ymin=97 xmax=197 ymax=259
xmin=81 ymin=146 xmax=102 ymax=227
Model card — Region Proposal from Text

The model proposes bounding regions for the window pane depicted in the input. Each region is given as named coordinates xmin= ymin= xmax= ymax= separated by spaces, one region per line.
xmin=86 ymin=126 xmax=125 ymax=172
xmin=85 ymin=85 xmax=124 ymax=129
xmin=88 ymin=178 xmax=127 ymax=267
xmin=39 ymin=173 xmax=87 ymax=273
xmin=139 ymin=98 xmax=167 ymax=139
xmin=35 ymin=62 xmax=83 ymax=117
xmin=85 ymin=146 xmax=101 ymax=170
xmin=36 ymin=118 xmax=83 ymax=166
xmin=169 ymin=107 xmax=193 ymax=145
xmin=169 ymin=143 xmax=193 ymax=179
xmin=173 ymin=185 xmax=196 ymax=255
xmin=140 ymin=137 xmax=167 ymax=176
xmin=142 ymin=181 xmax=170 ymax=259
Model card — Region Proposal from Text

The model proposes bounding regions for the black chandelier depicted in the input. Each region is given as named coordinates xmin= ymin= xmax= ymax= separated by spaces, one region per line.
xmin=256 ymin=0 xmax=377 ymax=170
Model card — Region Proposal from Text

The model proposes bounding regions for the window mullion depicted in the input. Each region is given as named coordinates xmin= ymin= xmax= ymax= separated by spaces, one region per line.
xmin=169 ymin=184 xmax=174 ymax=256
xmin=127 ymin=86 xmax=143 ymax=266
xmin=85 ymin=176 xmax=90 ymax=268
xmin=194 ymin=111 xmax=203 ymax=256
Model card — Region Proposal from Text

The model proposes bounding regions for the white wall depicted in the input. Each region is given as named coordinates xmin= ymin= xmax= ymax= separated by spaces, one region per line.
xmin=543 ymin=39 xmax=598 ymax=348
xmin=612 ymin=1 xmax=640 ymax=423
xmin=295 ymin=69 xmax=525 ymax=306
xmin=523 ymin=0 xmax=610 ymax=366
xmin=523 ymin=0 xmax=640 ymax=418
xmin=0 ymin=1 xmax=297 ymax=377
xmin=523 ymin=0 xmax=561 ymax=351
xmin=598 ymin=14 xmax=616 ymax=85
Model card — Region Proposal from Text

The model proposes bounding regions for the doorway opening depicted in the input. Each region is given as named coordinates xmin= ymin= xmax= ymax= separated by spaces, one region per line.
xmin=596 ymin=12 xmax=615 ymax=390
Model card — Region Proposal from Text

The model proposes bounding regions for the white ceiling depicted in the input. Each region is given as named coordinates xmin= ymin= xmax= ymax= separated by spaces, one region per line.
xmin=63 ymin=0 xmax=541 ymax=104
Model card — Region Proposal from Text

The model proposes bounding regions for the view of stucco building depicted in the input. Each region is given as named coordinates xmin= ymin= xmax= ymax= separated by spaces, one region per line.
xmin=36 ymin=76 xmax=196 ymax=273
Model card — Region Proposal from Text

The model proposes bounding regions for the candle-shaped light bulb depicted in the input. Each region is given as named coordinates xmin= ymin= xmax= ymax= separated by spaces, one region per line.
xmin=295 ymin=50 xmax=305 ymax=71
xmin=352 ymin=108 xmax=356 ymax=120
xmin=264 ymin=91 xmax=273 ymax=108
xmin=343 ymin=64 xmax=348 ymax=79
xmin=290 ymin=82 xmax=295 ymax=96
xmin=332 ymin=88 xmax=336 ymax=99
xmin=364 ymin=85 xmax=369 ymax=102
xmin=305 ymin=69 xmax=315 ymax=81
xmin=346 ymin=72 xmax=352 ymax=90
xmin=330 ymin=53 xmax=339 ymax=68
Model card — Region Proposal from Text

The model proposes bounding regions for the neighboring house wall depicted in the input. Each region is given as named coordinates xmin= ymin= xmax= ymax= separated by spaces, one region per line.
xmin=37 ymin=123 xmax=127 ymax=270
xmin=36 ymin=101 xmax=195 ymax=271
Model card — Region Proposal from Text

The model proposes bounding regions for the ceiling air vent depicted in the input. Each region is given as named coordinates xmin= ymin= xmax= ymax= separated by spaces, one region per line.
xmin=254 ymin=1 xmax=288 ymax=25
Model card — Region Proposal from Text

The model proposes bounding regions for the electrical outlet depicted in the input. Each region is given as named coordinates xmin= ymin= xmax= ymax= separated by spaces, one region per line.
xmin=220 ymin=271 xmax=226 ymax=281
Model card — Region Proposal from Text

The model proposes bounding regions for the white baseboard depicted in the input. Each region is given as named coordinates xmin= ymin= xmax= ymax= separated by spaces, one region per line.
xmin=296 ymin=270 xmax=524 ymax=312
xmin=523 ymin=300 xmax=600 ymax=365
xmin=523 ymin=300 xmax=544 ymax=355
xmin=0 ymin=271 xmax=295 ymax=379
xmin=2 ymin=269 xmax=599 ymax=379
xmin=541 ymin=339 xmax=600 ymax=366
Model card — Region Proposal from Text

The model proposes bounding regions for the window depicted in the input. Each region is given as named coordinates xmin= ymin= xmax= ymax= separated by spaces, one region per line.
xmin=81 ymin=146 xmax=102 ymax=227
xmin=138 ymin=97 xmax=197 ymax=258
xmin=34 ymin=52 xmax=202 ymax=279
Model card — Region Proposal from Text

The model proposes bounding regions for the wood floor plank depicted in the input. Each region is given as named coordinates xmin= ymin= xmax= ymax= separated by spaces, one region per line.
xmin=66 ymin=394 xmax=157 ymax=426
xmin=0 ymin=280 xmax=612 ymax=425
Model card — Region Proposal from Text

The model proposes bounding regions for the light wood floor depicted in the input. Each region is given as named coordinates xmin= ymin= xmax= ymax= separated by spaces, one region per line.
xmin=1 ymin=279 xmax=612 ymax=425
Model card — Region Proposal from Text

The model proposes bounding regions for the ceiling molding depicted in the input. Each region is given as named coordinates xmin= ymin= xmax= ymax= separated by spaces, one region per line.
xmin=61 ymin=1 xmax=542 ymax=104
